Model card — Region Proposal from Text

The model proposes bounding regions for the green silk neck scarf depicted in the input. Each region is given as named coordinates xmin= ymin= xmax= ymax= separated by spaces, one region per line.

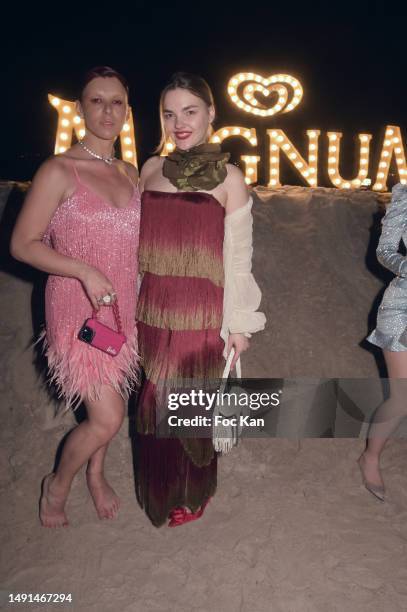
xmin=162 ymin=142 xmax=230 ymax=191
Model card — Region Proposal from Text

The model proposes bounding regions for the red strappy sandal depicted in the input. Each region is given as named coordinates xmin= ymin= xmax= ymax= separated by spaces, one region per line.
xmin=168 ymin=497 xmax=211 ymax=527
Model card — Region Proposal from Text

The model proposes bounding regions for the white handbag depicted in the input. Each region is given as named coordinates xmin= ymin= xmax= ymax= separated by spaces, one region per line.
xmin=212 ymin=349 xmax=248 ymax=453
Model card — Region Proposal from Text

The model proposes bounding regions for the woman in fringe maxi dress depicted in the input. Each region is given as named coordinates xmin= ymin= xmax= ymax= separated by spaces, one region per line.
xmin=134 ymin=72 xmax=265 ymax=527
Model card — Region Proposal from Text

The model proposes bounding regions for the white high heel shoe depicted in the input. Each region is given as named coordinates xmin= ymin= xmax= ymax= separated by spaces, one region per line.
xmin=357 ymin=455 xmax=385 ymax=502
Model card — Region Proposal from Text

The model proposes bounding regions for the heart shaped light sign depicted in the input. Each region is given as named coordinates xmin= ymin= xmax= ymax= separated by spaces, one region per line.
xmin=228 ymin=72 xmax=303 ymax=117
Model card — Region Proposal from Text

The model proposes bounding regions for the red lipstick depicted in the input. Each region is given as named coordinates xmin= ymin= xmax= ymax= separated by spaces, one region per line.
xmin=175 ymin=132 xmax=192 ymax=140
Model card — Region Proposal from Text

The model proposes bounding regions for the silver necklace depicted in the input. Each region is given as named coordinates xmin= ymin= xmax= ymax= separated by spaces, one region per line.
xmin=78 ymin=140 xmax=115 ymax=165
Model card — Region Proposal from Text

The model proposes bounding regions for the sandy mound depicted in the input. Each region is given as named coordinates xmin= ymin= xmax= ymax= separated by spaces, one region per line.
xmin=1 ymin=182 xmax=406 ymax=612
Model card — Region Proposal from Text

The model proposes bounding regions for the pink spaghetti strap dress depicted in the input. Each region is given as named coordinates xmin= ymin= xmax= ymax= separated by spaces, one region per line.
xmin=37 ymin=163 xmax=141 ymax=413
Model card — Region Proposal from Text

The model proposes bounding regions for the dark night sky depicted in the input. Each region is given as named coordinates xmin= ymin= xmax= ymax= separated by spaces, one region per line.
xmin=1 ymin=2 xmax=405 ymax=183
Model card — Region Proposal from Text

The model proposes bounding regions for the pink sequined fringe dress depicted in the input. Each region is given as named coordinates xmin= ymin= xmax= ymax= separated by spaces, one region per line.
xmin=37 ymin=165 xmax=141 ymax=413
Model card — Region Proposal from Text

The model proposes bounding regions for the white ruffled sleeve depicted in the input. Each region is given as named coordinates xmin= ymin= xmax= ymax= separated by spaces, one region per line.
xmin=220 ymin=196 xmax=266 ymax=358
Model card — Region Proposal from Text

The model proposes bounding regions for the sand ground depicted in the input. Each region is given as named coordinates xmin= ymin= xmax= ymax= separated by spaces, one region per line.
xmin=2 ymin=432 xmax=407 ymax=612
xmin=1 ymin=183 xmax=406 ymax=611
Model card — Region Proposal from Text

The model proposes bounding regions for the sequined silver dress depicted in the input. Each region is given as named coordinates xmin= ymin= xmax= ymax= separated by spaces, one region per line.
xmin=367 ymin=183 xmax=407 ymax=351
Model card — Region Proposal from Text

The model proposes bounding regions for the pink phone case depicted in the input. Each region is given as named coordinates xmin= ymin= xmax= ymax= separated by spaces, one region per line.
xmin=78 ymin=301 xmax=126 ymax=357
xmin=82 ymin=317 xmax=126 ymax=356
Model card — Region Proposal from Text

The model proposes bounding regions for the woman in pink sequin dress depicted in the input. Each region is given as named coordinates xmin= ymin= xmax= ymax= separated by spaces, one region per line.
xmin=11 ymin=66 xmax=140 ymax=527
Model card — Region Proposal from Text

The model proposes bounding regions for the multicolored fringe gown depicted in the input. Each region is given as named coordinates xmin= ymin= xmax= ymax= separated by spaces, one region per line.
xmin=135 ymin=189 xmax=225 ymax=527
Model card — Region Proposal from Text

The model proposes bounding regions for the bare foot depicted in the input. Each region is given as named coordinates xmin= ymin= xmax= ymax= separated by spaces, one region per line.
xmin=86 ymin=471 xmax=120 ymax=520
xmin=39 ymin=473 xmax=69 ymax=528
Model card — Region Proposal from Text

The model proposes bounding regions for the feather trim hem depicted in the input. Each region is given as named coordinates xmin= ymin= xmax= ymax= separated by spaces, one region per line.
xmin=35 ymin=325 xmax=140 ymax=414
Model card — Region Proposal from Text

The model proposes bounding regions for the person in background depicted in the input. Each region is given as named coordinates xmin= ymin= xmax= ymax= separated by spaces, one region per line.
xmin=363 ymin=183 xmax=407 ymax=501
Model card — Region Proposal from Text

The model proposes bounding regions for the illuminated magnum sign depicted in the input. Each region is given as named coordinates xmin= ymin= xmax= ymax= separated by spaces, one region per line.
xmin=49 ymin=72 xmax=407 ymax=192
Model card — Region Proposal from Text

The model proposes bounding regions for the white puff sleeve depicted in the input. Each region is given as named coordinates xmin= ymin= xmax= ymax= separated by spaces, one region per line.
xmin=220 ymin=196 xmax=266 ymax=359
